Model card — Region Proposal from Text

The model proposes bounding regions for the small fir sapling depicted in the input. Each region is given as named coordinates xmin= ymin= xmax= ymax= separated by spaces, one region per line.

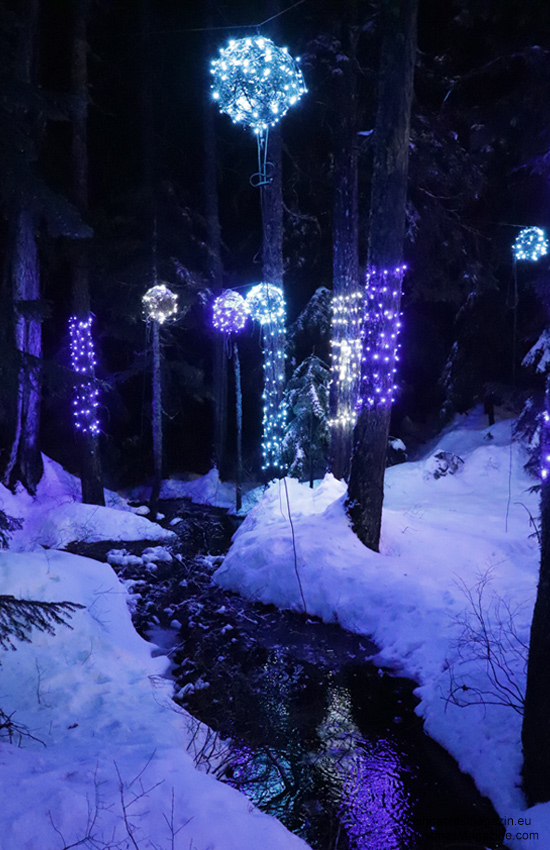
xmin=282 ymin=354 xmax=330 ymax=486
xmin=0 ymin=595 xmax=84 ymax=651
xmin=0 ymin=509 xmax=22 ymax=549
xmin=0 ymin=509 xmax=83 ymax=655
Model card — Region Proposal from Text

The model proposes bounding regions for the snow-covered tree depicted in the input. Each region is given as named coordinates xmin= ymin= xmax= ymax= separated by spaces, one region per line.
xmin=282 ymin=354 xmax=330 ymax=487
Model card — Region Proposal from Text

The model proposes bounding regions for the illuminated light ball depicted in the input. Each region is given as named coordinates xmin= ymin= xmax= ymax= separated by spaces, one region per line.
xmin=513 ymin=227 xmax=549 ymax=262
xmin=210 ymin=36 xmax=307 ymax=132
xmin=142 ymin=283 xmax=178 ymax=324
xmin=212 ymin=290 xmax=249 ymax=334
xmin=246 ymin=283 xmax=286 ymax=325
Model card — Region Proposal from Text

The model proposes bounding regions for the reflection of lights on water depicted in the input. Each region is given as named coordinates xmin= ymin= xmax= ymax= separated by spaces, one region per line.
xmin=316 ymin=685 xmax=417 ymax=850
xmin=223 ymin=742 xmax=291 ymax=805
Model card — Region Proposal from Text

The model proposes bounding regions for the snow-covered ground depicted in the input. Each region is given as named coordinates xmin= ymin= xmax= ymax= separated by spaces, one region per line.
xmin=0 ymin=460 xmax=308 ymax=850
xmin=215 ymin=408 xmax=544 ymax=850
xmin=0 ymin=410 xmax=546 ymax=849
xmin=128 ymin=467 xmax=264 ymax=515
xmin=1 ymin=455 xmax=177 ymax=551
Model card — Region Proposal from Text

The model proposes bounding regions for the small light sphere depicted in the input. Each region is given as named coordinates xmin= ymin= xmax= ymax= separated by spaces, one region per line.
xmin=142 ymin=283 xmax=178 ymax=324
xmin=210 ymin=36 xmax=306 ymax=132
xmin=513 ymin=226 xmax=549 ymax=262
xmin=212 ymin=290 xmax=249 ymax=334
xmin=246 ymin=282 xmax=286 ymax=325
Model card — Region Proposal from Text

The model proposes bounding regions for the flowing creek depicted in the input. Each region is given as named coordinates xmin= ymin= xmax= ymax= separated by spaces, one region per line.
xmin=71 ymin=498 xmax=507 ymax=850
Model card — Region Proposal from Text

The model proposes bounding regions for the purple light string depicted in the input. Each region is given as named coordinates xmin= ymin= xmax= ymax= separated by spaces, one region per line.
xmin=357 ymin=265 xmax=406 ymax=411
xmin=542 ymin=407 xmax=550 ymax=482
xmin=69 ymin=315 xmax=100 ymax=435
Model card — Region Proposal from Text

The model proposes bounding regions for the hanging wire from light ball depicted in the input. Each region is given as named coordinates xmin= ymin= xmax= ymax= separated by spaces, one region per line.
xmin=246 ymin=282 xmax=286 ymax=325
xmin=212 ymin=290 xmax=249 ymax=335
xmin=210 ymin=36 xmax=306 ymax=186
xmin=142 ymin=283 xmax=179 ymax=324
xmin=513 ymin=226 xmax=549 ymax=262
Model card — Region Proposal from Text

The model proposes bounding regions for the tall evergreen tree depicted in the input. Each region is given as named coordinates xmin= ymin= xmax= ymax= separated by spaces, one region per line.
xmin=204 ymin=0 xmax=228 ymax=476
xmin=347 ymin=0 xmax=418 ymax=552
xmin=282 ymin=354 xmax=330 ymax=487
xmin=328 ymin=0 xmax=361 ymax=482
xmin=70 ymin=0 xmax=104 ymax=506
xmin=2 ymin=0 xmax=43 ymax=495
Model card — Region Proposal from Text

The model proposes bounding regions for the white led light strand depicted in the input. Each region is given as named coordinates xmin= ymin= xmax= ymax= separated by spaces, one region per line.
xmin=246 ymin=282 xmax=287 ymax=471
xmin=357 ymin=266 xmax=406 ymax=411
xmin=329 ymin=289 xmax=363 ymax=428
xmin=69 ymin=315 xmax=100 ymax=435
xmin=210 ymin=36 xmax=306 ymax=133
xmin=210 ymin=36 xmax=306 ymax=186
xmin=513 ymin=227 xmax=549 ymax=263
xmin=142 ymin=284 xmax=178 ymax=324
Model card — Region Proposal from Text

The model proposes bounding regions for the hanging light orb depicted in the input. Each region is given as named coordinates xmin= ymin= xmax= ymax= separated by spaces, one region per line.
xmin=212 ymin=290 xmax=249 ymax=334
xmin=210 ymin=36 xmax=307 ymax=133
xmin=246 ymin=282 xmax=286 ymax=325
xmin=142 ymin=283 xmax=178 ymax=324
xmin=513 ymin=226 xmax=549 ymax=262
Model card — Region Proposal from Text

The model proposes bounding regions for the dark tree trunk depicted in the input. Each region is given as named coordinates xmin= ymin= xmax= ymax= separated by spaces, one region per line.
xmin=347 ymin=0 xmax=417 ymax=552
xmin=70 ymin=0 xmax=104 ymax=506
xmin=3 ymin=208 xmax=44 ymax=494
xmin=204 ymin=0 xmax=227 ymax=473
xmin=233 ymin=341 xmax=243 ymax=512
xmin=149 ymin=321 xmax=162 ymax=520
xmin=522 ymin=376 xmax=550 ymax=804
xmin=3 ymin=0 xmax=43 ymax=495
xmin=329 ymin=4 xmax=360 ymax=482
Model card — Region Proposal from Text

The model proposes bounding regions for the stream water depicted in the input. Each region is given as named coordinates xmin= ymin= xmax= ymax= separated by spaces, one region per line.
xmin=77 ymin=497 xmax=508 ymax=850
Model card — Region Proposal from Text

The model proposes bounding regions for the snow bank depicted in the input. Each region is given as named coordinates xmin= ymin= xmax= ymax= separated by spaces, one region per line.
xmin=0 ymin=548 xmax=308 ymax=850
xmin=215 ymin=409 xmax=545 ymax=848
xmin=0 ymin=455 xmax=176 ymax=551
xmin=129 ymin=468 xmax=264 ymax=514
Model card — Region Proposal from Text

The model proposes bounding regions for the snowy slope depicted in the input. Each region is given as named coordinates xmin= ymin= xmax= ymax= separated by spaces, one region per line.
xmin=0 ymin=455 xmax=176 ymax=551
xmin=0 ymin=459 xmax=308 ymax=850
xmin=215 ymin=409 xmax=544 ymax=849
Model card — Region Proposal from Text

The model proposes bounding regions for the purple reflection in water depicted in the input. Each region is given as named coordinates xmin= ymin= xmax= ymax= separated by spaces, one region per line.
xmin=316 ymin=686 xmax=417 ymax=849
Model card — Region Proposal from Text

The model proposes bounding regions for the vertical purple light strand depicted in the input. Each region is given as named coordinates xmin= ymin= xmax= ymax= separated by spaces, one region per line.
xmin=69 ymin=314 xmax=100 ymax=435
xmin=357 ymin=265 xmax=406 ymax=411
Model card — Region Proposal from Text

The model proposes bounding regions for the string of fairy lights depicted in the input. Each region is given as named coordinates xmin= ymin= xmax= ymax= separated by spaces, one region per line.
xmin=69 ymin=315 xmax=100 ymax=436
xmin=210 ymin=35 xmax=306 ymax=186
xmin=210 ymin=34 xmax=301 ymax=469
xmin=64 ymin=21 xmax=550 ymax=493
xmin=329 ymin=290 xmax=363 ymax=428
xmin=246 ymin=283 xmax=287 ymax=470
xmin=357 ymin=266 xmax=405 ymax=411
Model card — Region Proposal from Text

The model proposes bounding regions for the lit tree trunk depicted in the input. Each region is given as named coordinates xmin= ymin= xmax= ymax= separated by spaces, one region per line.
xmin=329 ymin=5 xmax=360 ymax=481
xmin=205 ymin=0 xmax=227 ymax=474
xmin=149 ymin=321 xmax=162 ymax=520
xmin=258 ymin=0 xmax=287 ymax=479
xmin=522 ymin=377 xmax=550 ymax=804
xmin=347 ymin=0 xmax=417 ymax=552
xmin=3 ymin=0 xmax=43 ymax=495
xmin=70 ymin=0 xmax=104 ymax=506
xmin=233 ymin=341 xmax=243 ymax=511
xmin=260 ymin=125 xmax=287 ymax=478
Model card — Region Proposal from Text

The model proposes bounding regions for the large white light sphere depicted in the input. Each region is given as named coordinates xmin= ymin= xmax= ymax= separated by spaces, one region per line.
xmin=142 ymin=283 xmax=178 ymax=324
xmin=513 ymin=226 xmax=549 ymax=262
xmin=246 ymin=282 xmax=286 ymax=325
xmin=210 ymin=36 xmax=307 ymax=133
